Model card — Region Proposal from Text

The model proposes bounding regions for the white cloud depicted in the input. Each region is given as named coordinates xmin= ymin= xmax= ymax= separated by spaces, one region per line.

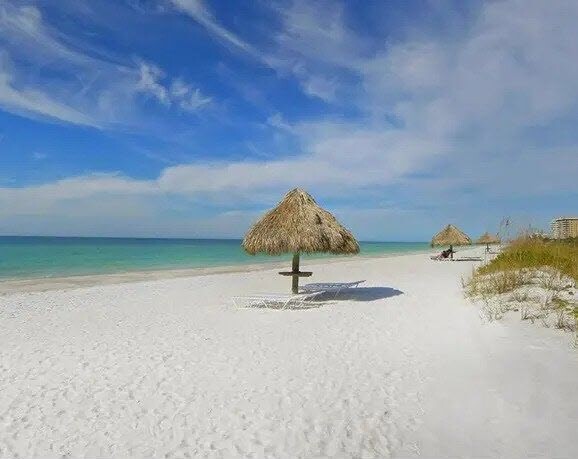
xmin=293 ymin=69 xmax=339 ymax=102
xmin=2 ymin=0 xmax=578 ymax=237
xmin=363 ymin=0 xmax=578 ymax=127
xmin=0 ymin=174 xmax=155 ymax=212
xmin=136 ymin=62 xmax=170 ymax=105
xmin=0 ymin=2 xmax=211 ymax=127
xmin=0 ymin=3 xmax=83 ymax=65
xmin=273 ymin=0 xmax=361 ymax=69
xmin=0 ymin=62 xmax=99 ymax=127
xmin=266 ymin=113 xmax=294 ymax=132
xmin=168 ymin=0 xmax=354 ymax=103
xmin=168 ymin=0 xmax=263 ymax=60
xmin=170 ymin=78 xmax=212 ymax=111
xmin=136 ymin=63 xmax=212 ymax=111
xmin=258 ymin=0 xmax=360 ymax=103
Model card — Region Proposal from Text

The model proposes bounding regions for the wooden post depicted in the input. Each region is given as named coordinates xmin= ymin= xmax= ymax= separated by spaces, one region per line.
xmin=450 ymin=244 xmax=454 ymax=260
xmin=278 ymin=252 xmax=312 ymax=294
xmin=291 ymin=252 xmax=300 ymax=294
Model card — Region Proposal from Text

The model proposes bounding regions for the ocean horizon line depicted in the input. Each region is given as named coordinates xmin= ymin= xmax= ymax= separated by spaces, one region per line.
xmin=0 ymin=235 xmax=428 ymax=244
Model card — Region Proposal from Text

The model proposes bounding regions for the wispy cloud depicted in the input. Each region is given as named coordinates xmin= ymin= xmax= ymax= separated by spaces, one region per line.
xmin=168 ymin=0 xmax=263 ymax=60
xmin=52 ymin=2 xmax=578 ymax=189
xmin=291 ymin=68 xmax=339 ymax=103
xmin=272 ymin=0 xmax=362 ymax=69
xmin=136 ymin=62 xmax=212 ymax=111
xmin=1 ymin=0 xmax=577 ymax=237
xmin=0 ymin=1 xmax=211 ymax=127
xmin=169 ymin=78 xmax=212 ymax=111
xmin=167 ymin=0 xmax=353 ymax=102
xmin=0 ymin=58 xmax=99 ymax=127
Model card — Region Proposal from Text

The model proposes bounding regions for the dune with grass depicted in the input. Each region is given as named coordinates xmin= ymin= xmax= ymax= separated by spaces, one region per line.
xmin=465 ymin=237 xmax=578 ymax=341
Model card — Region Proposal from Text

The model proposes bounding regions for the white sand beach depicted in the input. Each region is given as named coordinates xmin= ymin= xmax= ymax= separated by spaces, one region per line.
xmin=1 ymin=249 xmax=577 ymax=458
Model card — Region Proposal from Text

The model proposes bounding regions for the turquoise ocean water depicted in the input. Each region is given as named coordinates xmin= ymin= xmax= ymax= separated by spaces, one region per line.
xmin=0 ymin=237 xmax=429 ymax=280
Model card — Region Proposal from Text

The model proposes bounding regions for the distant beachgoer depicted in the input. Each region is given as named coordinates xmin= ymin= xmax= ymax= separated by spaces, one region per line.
xmin=431 ymin=248 xmax=453 ymax=260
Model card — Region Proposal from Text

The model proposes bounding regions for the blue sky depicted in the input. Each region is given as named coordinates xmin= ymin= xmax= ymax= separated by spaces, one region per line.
xmin=0 ymin=0 xmax=577 ymax=240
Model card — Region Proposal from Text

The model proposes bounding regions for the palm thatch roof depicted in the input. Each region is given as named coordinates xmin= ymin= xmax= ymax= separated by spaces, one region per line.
xmin=431 ymin=224 xmax=471 ymax=247
xmin=476 ymin=232 xmax=500 ymax=245
xmin=243 ymin=188 xmax=360 ymax=256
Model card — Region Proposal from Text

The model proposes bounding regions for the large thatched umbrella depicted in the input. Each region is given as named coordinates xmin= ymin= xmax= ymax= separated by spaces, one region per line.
xmin=431 ymin=224 xmax=471 ymax=259
xmin=243 ymin=188 xmax=359 ymax=293
xmin=476 ymin=232 xmax=500 ymax=252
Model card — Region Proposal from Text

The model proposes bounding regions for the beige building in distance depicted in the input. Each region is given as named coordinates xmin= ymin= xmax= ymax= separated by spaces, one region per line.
xmin=551 ymin=216 xmax=578 ymax=239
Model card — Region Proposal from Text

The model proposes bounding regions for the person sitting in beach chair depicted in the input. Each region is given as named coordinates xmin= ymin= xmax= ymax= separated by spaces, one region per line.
xmin=430 ymin=247 xmax=454 ymax=260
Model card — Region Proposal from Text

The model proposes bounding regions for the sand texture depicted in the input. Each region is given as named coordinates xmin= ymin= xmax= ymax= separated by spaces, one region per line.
xmin=1 ymin=250 xmax=577 ymax=458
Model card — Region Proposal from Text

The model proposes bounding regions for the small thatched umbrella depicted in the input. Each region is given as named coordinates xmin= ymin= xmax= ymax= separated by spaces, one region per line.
xmin=476 ymin=232 xmax=500 ymax=252
xmin=431 ymin=224 xmax=471 ymax=259
xmin=243 ymin=188 xmax=360 ymax=293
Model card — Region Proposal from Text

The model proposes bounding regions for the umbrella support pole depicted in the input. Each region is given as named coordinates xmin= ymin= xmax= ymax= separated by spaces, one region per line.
xmin=292 ymin=253 xmax=300 ymax=294
xmin=278 ymin=252 xmax=312 ymax=294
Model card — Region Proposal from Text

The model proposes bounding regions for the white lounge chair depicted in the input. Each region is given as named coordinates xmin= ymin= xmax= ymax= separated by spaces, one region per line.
xmin=300 ymin=280 xmax=365 ymax=295
xmin=232 ymin=291 xmax=325 ymax=309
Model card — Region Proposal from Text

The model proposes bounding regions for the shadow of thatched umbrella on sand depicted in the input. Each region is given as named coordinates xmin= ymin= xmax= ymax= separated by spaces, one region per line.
xmin=317 ymin=287 xmax=404 ymax=302
xmin=248 ymin=287 xmax=404 ymax=310
xmin=242 ymin=188 xmax=360 ymax=293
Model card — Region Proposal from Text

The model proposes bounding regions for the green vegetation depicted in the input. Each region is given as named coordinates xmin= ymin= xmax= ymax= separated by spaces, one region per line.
xmin=464 ymin=237 xmax=578 ymax=343
xmin=477 ymin=237 xmax=578 ymax=282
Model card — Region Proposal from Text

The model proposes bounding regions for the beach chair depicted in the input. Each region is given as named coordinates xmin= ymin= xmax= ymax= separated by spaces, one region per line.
xmin=232 ymin=291 xmax=325 ymax=309
xmin=300 ymin=280 xmax=365 ymax=296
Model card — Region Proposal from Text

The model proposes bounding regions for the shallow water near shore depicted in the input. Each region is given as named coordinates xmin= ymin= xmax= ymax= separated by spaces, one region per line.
xmin=0 ymin=236 xmax=429 ymax=280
